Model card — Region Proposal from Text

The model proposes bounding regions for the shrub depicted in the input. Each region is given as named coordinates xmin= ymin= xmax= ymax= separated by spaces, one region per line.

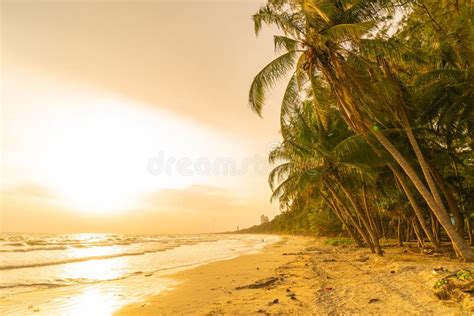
xmin=324 ymin=237 xmax=354 ymax=247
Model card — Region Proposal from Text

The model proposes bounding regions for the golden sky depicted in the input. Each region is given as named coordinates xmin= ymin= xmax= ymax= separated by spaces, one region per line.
xmin=1 ymin=0 xmax=286 ymax=233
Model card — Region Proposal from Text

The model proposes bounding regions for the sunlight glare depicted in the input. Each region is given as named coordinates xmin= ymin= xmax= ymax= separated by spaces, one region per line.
xmin=67 ymin=287 xmax=121 ymax=316
xmin=3 ymin=69 xmax=235 ymax=215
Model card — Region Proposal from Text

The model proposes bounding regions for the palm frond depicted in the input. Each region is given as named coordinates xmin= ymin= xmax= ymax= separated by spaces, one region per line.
xmin=253 ymin=5 xmax=303 ymax=36
xmin=270 ymin=174 xmax=298 ymax=202
xmin=280 ymin=70 xmax=305 ymax=131
xmin=249 ymin=52 xmax=299 ymax=116
xmin=332 ymin=134 xmax=387 ymax=167
xmin=324 ymin=22 xmax=375 ymax=42
xmin=274 ymin=35 xmax=301 ymax=53
xmin=269 ymin=162 xmax=293 ymax=190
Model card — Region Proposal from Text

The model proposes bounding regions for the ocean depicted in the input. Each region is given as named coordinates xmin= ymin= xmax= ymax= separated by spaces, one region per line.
xmin=0 ymin=233 xmax=279 ymax=315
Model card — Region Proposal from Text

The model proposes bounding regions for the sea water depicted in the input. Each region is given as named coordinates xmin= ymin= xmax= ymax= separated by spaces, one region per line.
xmin=0 ymin=233 xmax=279 ymax=315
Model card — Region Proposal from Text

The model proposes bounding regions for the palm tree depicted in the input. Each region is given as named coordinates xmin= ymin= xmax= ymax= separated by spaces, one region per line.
xmin=269 ymin=98 xmax=386 ymax=254
xmin=249 ymin=0 xmax=472 ymax=261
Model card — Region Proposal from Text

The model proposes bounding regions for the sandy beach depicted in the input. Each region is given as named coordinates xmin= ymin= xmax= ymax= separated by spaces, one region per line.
xmin=4 ymin=1 xmax=473 ymax=315
xmin=116 ymin=236 xmax=472 ymax=315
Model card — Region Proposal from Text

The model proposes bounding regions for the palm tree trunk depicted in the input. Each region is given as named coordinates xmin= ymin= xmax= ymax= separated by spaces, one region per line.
xmin=371 ymin=193 xmax=384 ymax=238
xmin=325 ymin=182 xmax=374 ymax=252
xmin=322 ymin=194 xmax=363 ymax=247
xmin=431 ymin=213 xmax=440 ymax=244
xmin=371 ymin=129 xmax=473 ymax=261
xmin=430 ymin=166 xmax=464 ymax=234
xmin=386 ymin=58 xmax=449 ymax=223
xmin=398 ymin=217 xmax=404 ymax=247
xmin=413 ymin=218 xmax=425 ymax=248
xmin=406 ymin=220 xmax=412 ymax=242
xmin=362 ymin=185 xmax=381 ymax=238
xmin=390 ymin=165 xmax=441 ymax=250
xmin=381 ymin=216 xmax=386 ymax=239
xmin=467 ymin=218 xmax=473 ymax=246
xmin=332 ymin=176 xmax=383 ymax=256
xmin=402 ymin=124 xmax=455 ymax=223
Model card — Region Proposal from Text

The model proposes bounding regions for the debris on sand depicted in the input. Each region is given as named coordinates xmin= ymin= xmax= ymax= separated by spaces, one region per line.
xmin=433 ymin=269 xmax=474 ymax=304
xmin=432 ymin=267 xmax=449 ymax=275
xmin=282 ymin=252 xmax=305 ymax=256
xmin=287 ymin=292 xmax=297 ymax=300
xmin=355 ymin=255 xmax=369 ymax=262
xmin=235 ymin=277 xmax=279 ymax=290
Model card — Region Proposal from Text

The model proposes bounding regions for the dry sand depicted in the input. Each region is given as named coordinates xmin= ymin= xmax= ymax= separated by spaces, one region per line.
xmin=116 ymin=236 xmax=473 ymax=315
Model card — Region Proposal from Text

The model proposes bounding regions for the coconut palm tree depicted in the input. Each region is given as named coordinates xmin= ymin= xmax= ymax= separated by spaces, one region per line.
xmin=249 ymin=0 xmax=473 ymax=261
xmin=269 ymin=98 xmax=387 ymax=254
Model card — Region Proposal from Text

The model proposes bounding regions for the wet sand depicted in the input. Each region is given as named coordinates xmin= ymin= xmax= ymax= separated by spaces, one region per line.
xmin=116 ymin=236 xmax=472 ymax=315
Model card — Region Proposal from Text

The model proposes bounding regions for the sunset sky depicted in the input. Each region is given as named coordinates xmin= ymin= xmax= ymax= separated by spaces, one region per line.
xmin=1 ymin=0 xmax=286 ymax=233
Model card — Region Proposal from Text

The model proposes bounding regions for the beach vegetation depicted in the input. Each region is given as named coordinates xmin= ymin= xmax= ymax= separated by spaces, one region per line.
xmin=324 ymin=237 xmax=354 ymax=247
xmin=245 ymin=0 xmax=474 ymax=261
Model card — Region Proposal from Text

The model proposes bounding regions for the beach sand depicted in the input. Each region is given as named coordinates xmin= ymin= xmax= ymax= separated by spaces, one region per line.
xmin=116 ymin=236 xmax=472 ymax=315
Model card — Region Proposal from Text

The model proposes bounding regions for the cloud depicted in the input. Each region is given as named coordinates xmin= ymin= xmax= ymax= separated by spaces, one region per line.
xmin=129 ymin=185 xmax=268 ymax=233
xmin=144 ymin=185 xmax=244 ymax=214
xmin=2 ymin=183 xmax=58 ymax=200
xmin=0 ymin=184 xmax=270 ymax=234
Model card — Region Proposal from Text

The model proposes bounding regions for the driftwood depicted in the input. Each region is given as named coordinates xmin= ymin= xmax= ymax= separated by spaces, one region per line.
xmin=433 ymin=269 xmax=474 ymax=301
xmin=235 ymin=277 xmax=279 ymax=290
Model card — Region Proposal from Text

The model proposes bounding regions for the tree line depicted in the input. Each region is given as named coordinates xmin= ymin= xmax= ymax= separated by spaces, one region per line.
xmin=245 ymin=0 xmax=473 ymax=261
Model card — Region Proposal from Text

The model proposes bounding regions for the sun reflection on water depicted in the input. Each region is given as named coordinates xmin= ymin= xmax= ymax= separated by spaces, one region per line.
xmin=63 ymin=256 xmax=126 ymax=281
xmin=67 ymin=287 xmax=122 ymax=316
xmin=67 ymin=246 xmax=119 ymax=257
xmin=68 ymin=233 xmax=115 ymax=244
xmin=62 ymin=235 xmax=129 ymax=282
xmin=57 ymin=244 xmax=130 ymax=314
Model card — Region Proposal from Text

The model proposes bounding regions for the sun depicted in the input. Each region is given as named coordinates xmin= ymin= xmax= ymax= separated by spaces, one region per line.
xmin=54 ymin=181 xmax=137 ymax=215
xmin=4 ymin=71 xmax=238 ymax=216
xmin=41 ymin=109 xmax=148 ymax=214
xmin=31 ymin=97 xmax=171 ymax=215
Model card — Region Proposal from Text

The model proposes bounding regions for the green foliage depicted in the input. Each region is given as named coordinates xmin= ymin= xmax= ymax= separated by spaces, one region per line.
xmin=433 ymin=279 xmax=449 ymax=290
xmin=456 ymin=269 xmax=473 ymax=281
xmin=307 ymin=208 xmax=342 ymax=236
xmin=246 ymin=0 xmax=473 ymax=259
xmin=324 ymin=237 xmax=354 ymax=247
xmin=433 ymin=269 xmax=474 ymax=300
xmin=249 ymin=52 xmax=298 ymax=116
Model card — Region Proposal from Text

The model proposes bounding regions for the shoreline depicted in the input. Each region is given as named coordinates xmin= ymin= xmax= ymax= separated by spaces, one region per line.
xmin=115 ymin=235 xmax=315 ymax=315
xmin=0 ymin=234 xmax=280 ymax=315
xmin=116 ymin=236 xmax=472 ymax=315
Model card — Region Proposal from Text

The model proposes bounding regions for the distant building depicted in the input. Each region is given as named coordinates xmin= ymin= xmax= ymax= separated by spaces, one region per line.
xmin=260 ymin=214 xmax=269 ymax=224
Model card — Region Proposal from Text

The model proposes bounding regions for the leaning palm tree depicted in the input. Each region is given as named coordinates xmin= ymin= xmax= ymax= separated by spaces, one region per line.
xmin=270 ymin=100 xmax=387 ymax=254
xmin=249 ymin=0 xmax=472 ymax=261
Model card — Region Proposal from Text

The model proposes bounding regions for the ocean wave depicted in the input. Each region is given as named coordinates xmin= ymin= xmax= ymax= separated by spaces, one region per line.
xmin=0 ymin=275 xmax=133 ymax=292
xmin=3 ymin=242 xmax=26 ymax=247
xmin=0 ymin=246 xmax=69 ymax=253
xmin=0 ymin=255 xmax=228 ymax=292
xmin=25 ymin=241 xmax=50 ymax=246
xmin=0 ymin=240 xmax=149 ymax=252
xmin=0 ymin=282 xmax=67 ymax=290
xmin=0 ymin=246 xmax=176 ymax=271
xmin=0 ymin=237 xmax=210 ymax=256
